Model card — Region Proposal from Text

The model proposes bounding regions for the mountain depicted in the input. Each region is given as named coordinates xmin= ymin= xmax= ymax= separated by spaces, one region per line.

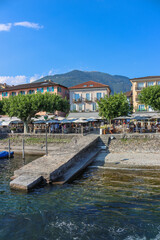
xmin=34 ymin=70 xmax=131 ymax=93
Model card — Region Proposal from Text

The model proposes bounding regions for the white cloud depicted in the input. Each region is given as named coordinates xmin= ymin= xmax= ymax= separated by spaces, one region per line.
xmin=0 ymin=23 xmax=12 ymax=32
xmin=0 ymin=73 xmax=44 ymax=86
xmin=0 ymin=21 xmax=43 ymax=32
xmin=0 ymin=76 xmax=27 ymax=85
xmin=14 ymin=21 xmax=43 ymax=30
xmin=48 ymin=69 xmax=53 ymax=75
xmin=30 ymin=74 xmax=44 ymax=83
xmin=30 ymin=74 xmax=43 ymax=83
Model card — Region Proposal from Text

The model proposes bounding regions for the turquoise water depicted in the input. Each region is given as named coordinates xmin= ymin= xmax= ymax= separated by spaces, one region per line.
xmin=1 ymin=154 xmax=160 ymax=239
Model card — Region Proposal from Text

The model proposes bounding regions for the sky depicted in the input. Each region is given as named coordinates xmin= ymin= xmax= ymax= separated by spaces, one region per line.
xmin=0 ymin=0 xmax=160 ymax=85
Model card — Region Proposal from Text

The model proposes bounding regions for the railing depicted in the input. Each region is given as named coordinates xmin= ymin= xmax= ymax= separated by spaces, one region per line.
xmin=84 ymin=98 xmax=93 ymax=102
xmin=135 ymin=108 xmax=147 ymax=112
xmin=72 ymin=98 xmax=82 ymax=103
xmin=135 ymin=87 xmax=144 ymax=91
xmin=73 ymin=97 xmax=102 ymax=103
xmin=94 ymin=97 xmax=101 ymax=102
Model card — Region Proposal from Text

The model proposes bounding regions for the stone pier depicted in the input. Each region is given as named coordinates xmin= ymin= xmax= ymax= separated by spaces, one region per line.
xmin=10 ymin=135 xmax=102 ymax=191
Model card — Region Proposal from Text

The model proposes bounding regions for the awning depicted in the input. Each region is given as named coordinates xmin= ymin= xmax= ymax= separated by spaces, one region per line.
xmin=67 ymin=112 xmax=101 ymax=120
xmin=73 ymin=119 xmax=88 ymax=123
xmin=113 ymin=116 xmax=132 ymax=120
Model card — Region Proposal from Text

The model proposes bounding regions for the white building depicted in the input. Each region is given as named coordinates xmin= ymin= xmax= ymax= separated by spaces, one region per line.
xmin=69 ymin=80 xmax=111 ymax=112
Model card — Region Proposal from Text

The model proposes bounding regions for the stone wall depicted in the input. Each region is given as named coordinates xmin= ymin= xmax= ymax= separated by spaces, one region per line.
xmin=101 ymin=134 xmax=160 ymax=153
xmin=0 ymin=133 xmax=78 ymax=140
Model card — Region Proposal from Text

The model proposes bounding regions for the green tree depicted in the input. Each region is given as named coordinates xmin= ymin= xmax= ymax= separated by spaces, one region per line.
xmin=2 ymin=93 xmax=69 ymax=133
xmin=97 ymin=93 xmax=131 ymax=123
xmin=138 ymin=85 xmax=160 ymax=111
xmin=0 ymin=100 xmax=5 ymax=115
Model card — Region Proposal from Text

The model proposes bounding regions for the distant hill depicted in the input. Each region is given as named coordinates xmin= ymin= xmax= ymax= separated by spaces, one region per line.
xmin=34 ymin=70 xmax=131 ymax=93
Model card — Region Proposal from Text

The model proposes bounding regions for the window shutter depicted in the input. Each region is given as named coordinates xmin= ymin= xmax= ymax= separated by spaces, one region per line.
xmin=47 ymin=87 xmax=49 ymax=92
xmin=52 ymin=86 xmax=54 ymax=92
xmin=42 ymin=88 xmax=44 ymax=93
xmin=2 ymin=93 xmax=3 ymax=97
xmin=6 ymin=92 xmax=8 ymax=96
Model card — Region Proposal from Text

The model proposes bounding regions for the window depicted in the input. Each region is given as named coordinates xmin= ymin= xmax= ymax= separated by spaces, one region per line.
xmin=57 ymin=87 xmax=61 ymax=92
xmin=97 ymin=92 xmax=102 ymax=100
xmin=90 ymin=85 xmax=93 ymax=87
xmin=148 ymin=106 xmax=154 ymax=112
xmin=86 ymin=93 xmax=91 ymax=100
xmin=147 ymin=82 xmax=154 ymax=86
xmin=19 ymin=91 xmax=25 ymax=95
xmin=137 ymin=82 xmax=144 ymax=90
xmin=74 ymin=94 xmax=80 ymax=101
xmin=83 ymin=85 xmax=87 ymax=87
xmin=138 ymin=104 xmax=145 ymax=111
xmin=2 ymin=92 xmax=8 ymax=97
xmin=92 ymin=103 xmax=96 ymax=111
xmin=37 ymin=88 xmax=44 ymax=93
xmin=73 ymin=104 xmax=76 ymax=111
xmin=158 ymin=81 xmax=160 ymax=85
xmin=47 ymin=87 xmax=54 ymax=92
xmin=79 ymin=104 xmax=83 ymax=111
xmin=28 ymin=90 xmax=35 ymax=94
xmin=11 ymin=92 xmax=16 ymax=96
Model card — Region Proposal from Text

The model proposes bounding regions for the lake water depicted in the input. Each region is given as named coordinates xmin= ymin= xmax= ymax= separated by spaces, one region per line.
xmin=1 ymin=154 xmax=160 ymax=240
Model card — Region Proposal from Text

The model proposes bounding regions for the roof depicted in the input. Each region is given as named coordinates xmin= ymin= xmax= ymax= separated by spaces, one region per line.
xmin=67 ymin=111 xmax=101 ymax=119
xmin=132 ymin=112 xmax=160 ymax=117
xmin=125 ymin=91 xmax=132 ymax=97
xmin=130 ymin=76 xmax=160 ymax=81
xmin=0 ymin=80 xmax=68 ymax=92
xmin=69 ymin=80 xmax=110 ymax=91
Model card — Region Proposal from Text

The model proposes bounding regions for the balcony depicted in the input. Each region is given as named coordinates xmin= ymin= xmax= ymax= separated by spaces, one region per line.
xmin=135 ymin=87 xmax=144 ymax=91
xmin=135 ymin=108 xmax=147 ymax=112
xmin=84 ymin=98 xmax=93 ymax=103
xmin=72 ymin=98 xmax=82 ymax=103
xmin=94 ymin=97 xmax=101 ymax=102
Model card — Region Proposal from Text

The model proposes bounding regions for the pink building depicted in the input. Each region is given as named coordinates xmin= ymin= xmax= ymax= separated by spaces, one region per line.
xmin=0 ymin=80 xmax=69 ymax=116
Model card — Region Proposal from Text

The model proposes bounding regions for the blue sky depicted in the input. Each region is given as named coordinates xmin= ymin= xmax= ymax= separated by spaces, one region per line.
xmin=0 ymin=0 xmax=160 ymax=84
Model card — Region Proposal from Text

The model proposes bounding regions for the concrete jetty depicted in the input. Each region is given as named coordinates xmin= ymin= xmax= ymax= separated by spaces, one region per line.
xmin=10 ymin=135 xmax=103 ymax=191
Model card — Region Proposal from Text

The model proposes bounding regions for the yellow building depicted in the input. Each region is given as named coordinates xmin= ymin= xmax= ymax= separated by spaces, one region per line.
xmin=130 ymin=76 xmax=160 ymax=112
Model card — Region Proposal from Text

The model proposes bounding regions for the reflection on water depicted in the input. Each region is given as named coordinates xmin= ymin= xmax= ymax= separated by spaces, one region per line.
xmin=1 ymin=154 xmax=160 ymax=239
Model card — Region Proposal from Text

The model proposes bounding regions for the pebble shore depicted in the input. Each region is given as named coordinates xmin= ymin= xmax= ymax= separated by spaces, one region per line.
xmin=106 ymin=138 xmax=160 ymax=167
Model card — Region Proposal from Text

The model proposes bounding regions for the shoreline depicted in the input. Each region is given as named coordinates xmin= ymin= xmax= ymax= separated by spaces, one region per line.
xmin=104 ymin=152 xmax=160 ymax=167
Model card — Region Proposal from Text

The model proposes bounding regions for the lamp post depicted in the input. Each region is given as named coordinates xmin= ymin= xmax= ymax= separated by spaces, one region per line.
xmin=44 ymin=115 xmax=48 ymax=155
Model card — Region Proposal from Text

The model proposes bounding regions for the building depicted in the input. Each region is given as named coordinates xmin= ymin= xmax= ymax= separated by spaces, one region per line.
xmin=69 ymin=80 xmax=111 ymax=112
xmin=0 ymin=80 xmax=69 ymax=116
xmin=130 ymin=76 xmax=160 ymax=112
xmin=0 ymin=83 xmax=10 ymax=89
xmin=125 ymin=91 xmax=133 ymax=106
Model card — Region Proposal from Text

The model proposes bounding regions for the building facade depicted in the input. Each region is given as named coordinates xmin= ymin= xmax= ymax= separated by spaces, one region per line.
xmin=69 ymin=81 xmax=111 ymax=112
xmin=125 ymin=91 xmax=133 ymax=106
xmin=0 ymin=80 xmax=69 ymax=116
xmin=130 ymin=76 xmax=160 ymax=112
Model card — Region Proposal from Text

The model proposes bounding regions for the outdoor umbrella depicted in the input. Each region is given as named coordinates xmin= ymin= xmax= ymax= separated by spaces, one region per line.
xmin=150 ymin=115 xmax=160 ymax=119
xmin=60 ymin=119 xmax=72 ymax=124
xmin=73 ymin=119 xmax=88 ymax=123
xmin=47 ymin=119 xmax=59 ymax=124
xmin=87 ymin=118 xmax=98 ymax=122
